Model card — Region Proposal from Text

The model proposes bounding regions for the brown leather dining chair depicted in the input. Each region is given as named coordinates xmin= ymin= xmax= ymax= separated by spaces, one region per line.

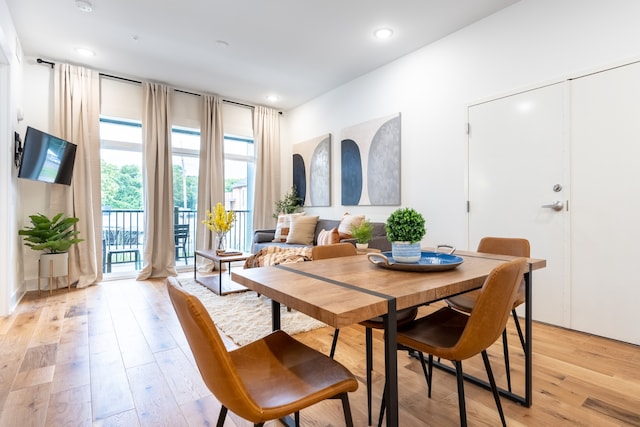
xmin=166 ymin=278 xmax=359 ymax=427
xmin=379 ymin=257 xmax=528 ymax=427
xmin=313 ymin=243 xmax=419 ymax=426
xmin=445 ymin=237 xmax=530 ymax=392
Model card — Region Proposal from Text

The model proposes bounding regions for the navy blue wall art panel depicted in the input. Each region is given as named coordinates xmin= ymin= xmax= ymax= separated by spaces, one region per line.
xmin=292 ymin=134 xmax=331 ymax=206
xmin=339 ymin=113 xmax=401 ymax=206
xmin=292 ymin=153 xmax=306 ymax=204
xmin=341 ymin=139 xmax=363 ymax=205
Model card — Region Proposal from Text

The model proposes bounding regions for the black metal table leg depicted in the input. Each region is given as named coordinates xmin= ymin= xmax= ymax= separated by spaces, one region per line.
xmin=383 ymin=299 xmax=399 ymax=427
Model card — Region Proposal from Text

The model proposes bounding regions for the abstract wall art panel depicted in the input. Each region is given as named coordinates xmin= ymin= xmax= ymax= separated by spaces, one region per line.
xmin=340 ymin=113 xmax=401 ymax=206
xmin=292 ymin=134 xmax=331 ymax=206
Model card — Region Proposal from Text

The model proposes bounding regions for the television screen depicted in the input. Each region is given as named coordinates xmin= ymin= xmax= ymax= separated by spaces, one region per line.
xmin=18 ymin=126 xmax=77 ymax=185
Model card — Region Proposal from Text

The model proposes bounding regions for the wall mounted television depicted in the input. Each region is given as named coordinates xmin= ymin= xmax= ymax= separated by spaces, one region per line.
xmin=18 ymin=126 xmax=77 ymax=186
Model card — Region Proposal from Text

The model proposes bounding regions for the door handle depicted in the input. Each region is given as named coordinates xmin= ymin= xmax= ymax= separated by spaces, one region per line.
xmin=541 ymin=200 xmax=564 ymax=211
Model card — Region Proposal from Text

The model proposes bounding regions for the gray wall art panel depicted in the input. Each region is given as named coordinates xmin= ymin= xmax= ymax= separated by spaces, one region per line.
xmin=292 ymin=134 xmax=331 ymax=206
xmin=340 ymin=113 xmax=401 ymax=206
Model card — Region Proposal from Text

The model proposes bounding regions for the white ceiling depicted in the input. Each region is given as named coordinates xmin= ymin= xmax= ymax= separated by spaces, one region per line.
xmin=7 ymin=0 xmax=519 ymax=110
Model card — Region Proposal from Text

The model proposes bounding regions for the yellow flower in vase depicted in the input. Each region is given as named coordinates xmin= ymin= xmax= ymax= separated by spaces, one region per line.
xmin=202 ymin=203 xmax=236 ymax=252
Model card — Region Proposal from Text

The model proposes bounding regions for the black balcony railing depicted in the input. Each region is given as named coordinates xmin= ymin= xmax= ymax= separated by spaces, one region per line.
xmin=102 ymin=208 xmax=252 ymax=273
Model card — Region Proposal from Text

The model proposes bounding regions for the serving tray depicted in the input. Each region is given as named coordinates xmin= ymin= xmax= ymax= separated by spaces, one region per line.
xmin=367 ymin=250 xmax=464 ymax=272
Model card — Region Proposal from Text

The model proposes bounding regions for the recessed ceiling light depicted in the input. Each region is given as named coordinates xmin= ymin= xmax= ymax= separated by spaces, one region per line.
xmin=374 ymin=27 xmax=394 ymax=40
xmin=266 ymin=95 xmax=279 ymax=102
xmin=75 ymin=0 xmax=93 ymax=12
xmin=75 ymin=48 xmax=95 ymax=57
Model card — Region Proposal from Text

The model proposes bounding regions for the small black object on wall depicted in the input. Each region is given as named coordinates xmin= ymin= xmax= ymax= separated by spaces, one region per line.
xmin=14 ymin=131 xmax=22 ymax=168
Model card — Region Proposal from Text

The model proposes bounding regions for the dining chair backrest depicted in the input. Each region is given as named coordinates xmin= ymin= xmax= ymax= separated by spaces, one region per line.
xmin=477 ymin=237 xmax=529 ymax=306
xmin=477 ymin=237 xmax=530 ymax=258
xmin=452 ymin=257 xmax=528 ymax=360
xmin=166 ymin=279 xmax=260 ymax=420
xmin=312 ymin=242 xmax=357 ymax=260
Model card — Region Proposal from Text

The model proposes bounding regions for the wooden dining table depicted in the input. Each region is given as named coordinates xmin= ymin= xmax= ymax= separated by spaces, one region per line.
xmin=232 ymin=249 xmax=546 ymax=427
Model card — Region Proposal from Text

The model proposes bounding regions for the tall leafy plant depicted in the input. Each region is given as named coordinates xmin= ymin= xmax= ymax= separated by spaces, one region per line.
xmin=273 ymin=185 xmax=303 ymax=219
xmin=18 ymin=213 xmax=84 ymax=254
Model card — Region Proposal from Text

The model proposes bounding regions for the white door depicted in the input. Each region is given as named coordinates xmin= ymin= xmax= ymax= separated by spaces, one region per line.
xmin=468 ymin=83 xmax=569 ymax=326
xmin=570 ymin=62 xmax=640 ymax=345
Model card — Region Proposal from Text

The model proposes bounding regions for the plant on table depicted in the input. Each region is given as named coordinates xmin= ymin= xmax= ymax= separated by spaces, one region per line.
xmin=351 ymin=219 xmax=374 ymax=246
xmin=385 ymin=207 xmax=426 ymax=243
xmin=203 ymin=202 xmax=237 ymax=252
xmin=385 ymin=207 xmax=426 ymax=263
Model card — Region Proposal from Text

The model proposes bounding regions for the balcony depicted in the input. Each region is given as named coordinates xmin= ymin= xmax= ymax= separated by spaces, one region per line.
xmin=102 ymin=208 xmax=252 ymax=273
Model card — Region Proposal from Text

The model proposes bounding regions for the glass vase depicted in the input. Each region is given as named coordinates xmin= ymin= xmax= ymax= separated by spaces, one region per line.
xmin=216 ymin=232 xmax=226 ymax=253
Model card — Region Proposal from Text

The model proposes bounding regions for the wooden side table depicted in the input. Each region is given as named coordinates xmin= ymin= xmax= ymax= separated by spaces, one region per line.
xmin=194 ymin=249 xmax=251 ymax=295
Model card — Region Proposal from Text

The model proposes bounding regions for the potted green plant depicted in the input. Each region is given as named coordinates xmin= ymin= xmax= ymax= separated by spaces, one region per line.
xmin=351 ymin=219 xmax=374 ymax=250
xmin=273 ymin=185 xmax=304 ymax=219
xmin=19 ymin=212 xmax=84 ymax=277
xmin=385 ymin=207 xmax=426 ymax=262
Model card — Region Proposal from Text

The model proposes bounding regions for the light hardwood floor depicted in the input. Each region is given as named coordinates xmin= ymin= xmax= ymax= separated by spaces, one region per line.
xmin=1 ymin=271 xmax=640 ymax=427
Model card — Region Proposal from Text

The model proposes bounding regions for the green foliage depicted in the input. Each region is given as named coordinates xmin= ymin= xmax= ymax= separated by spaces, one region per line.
xmin=225 ymin=178 xmax=241 ymax=193
xmin=385 ymin=207 xmax=426 ymax=243
xmin=273 ymin=185 xmax=303 ymax=219
xmin=101 ymin=160 xmax=143 ymax=210
xmin=18 ymin=213 xmax=84 ymax=254
xmin=351 ymin=219 xmax=374 ymax=244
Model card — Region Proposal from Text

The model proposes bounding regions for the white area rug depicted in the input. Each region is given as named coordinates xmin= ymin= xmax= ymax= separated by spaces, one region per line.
xmin=180 ymin=280 xmax=327 ymax=346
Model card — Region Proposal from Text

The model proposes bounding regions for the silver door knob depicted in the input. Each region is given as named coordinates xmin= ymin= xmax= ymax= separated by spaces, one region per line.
xmin=541 ymin=200 xmax=564 ymax=211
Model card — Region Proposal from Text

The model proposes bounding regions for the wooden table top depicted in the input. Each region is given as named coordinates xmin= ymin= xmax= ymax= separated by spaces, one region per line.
xmin=232 ymin=252 xmax=545 ymax=329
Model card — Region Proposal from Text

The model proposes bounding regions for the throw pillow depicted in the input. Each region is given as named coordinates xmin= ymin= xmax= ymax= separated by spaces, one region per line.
xmin=338 ymin=213 xmax=365 ymax=239
xmin=272 ymin=213 xmax=304 ymax=242
xmin=286 ymin=215 xmax=320 ymax=245
xmin=317 ymin=227 xmax=340 ymax=246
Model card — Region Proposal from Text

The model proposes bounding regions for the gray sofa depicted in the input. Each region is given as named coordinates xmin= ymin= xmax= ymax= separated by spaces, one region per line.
xmin=252 ymin=218 xmax=391 ymax=253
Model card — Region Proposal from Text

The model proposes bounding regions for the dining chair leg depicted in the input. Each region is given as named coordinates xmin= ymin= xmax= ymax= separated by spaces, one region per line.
xmin=366 ymin=326 xmax=373 ymax=425
xmin=329 ymin=328 xmax=340 ymax=358
xmin=454 ymin=360 xmax=467 ymax=427
xmin=502 ymin=329 xmax=512 ymax=392
xmin=481 ymin=350 xmax=507 ymax=427
xmin=216 ymin=406 xmax=227 ymax=427
xmin=512 ymin=309 xmax=526 ymax=354
xmin=417 ymin=351 xmax=433 ymax=398
xmin=340 ymin=392 xmax=355 ymax=427
xmin=377 ymin=384 xmax=386 ymax=427
xmin=428 ymin=353 xmax=434 ymax=398
xmin=295 ymin=411 xmax=300 ymax=427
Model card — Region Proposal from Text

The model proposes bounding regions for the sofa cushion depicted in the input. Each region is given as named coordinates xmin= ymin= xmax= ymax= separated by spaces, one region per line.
xmin=286 ymin=215 xmax=320 ymax=245
xmin=273 ymin=213 xmax=304 ymax=242
xmin=317 ymin=227 xmax=340 ymax=245
xmin=338 ymin=213 xmax=365 ymax=239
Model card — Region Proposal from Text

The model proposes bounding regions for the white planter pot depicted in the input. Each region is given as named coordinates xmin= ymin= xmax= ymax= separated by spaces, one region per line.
xmin=356 ymin=243 xmax=369 ymax=250
xmin=391 ymin=241 xmax=421 ymax=263
xmin=40 ymin=253 xmax=69 ymax=277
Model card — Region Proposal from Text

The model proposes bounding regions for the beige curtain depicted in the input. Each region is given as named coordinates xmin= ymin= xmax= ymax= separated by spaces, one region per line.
xmin=136 ymin=82 xmax=176 ymax=279
xmin=252 ymin=106 xmax=281 ymax=230
xmin=52 ymin=63 xmax=101 ymax=288
xmin=196 ymin=95 xmax=224 ymax=268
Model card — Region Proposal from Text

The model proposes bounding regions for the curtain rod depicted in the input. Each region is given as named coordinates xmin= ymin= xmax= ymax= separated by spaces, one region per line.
xmin=36 ymin=58 xmax=257 ymax=110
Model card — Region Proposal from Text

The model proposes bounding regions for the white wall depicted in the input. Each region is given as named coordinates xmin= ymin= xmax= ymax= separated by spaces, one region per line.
xmin=0 ymin=0 xmax=24 ymax=314
xmin=283 ymin=0 xmax=640 ymax=250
